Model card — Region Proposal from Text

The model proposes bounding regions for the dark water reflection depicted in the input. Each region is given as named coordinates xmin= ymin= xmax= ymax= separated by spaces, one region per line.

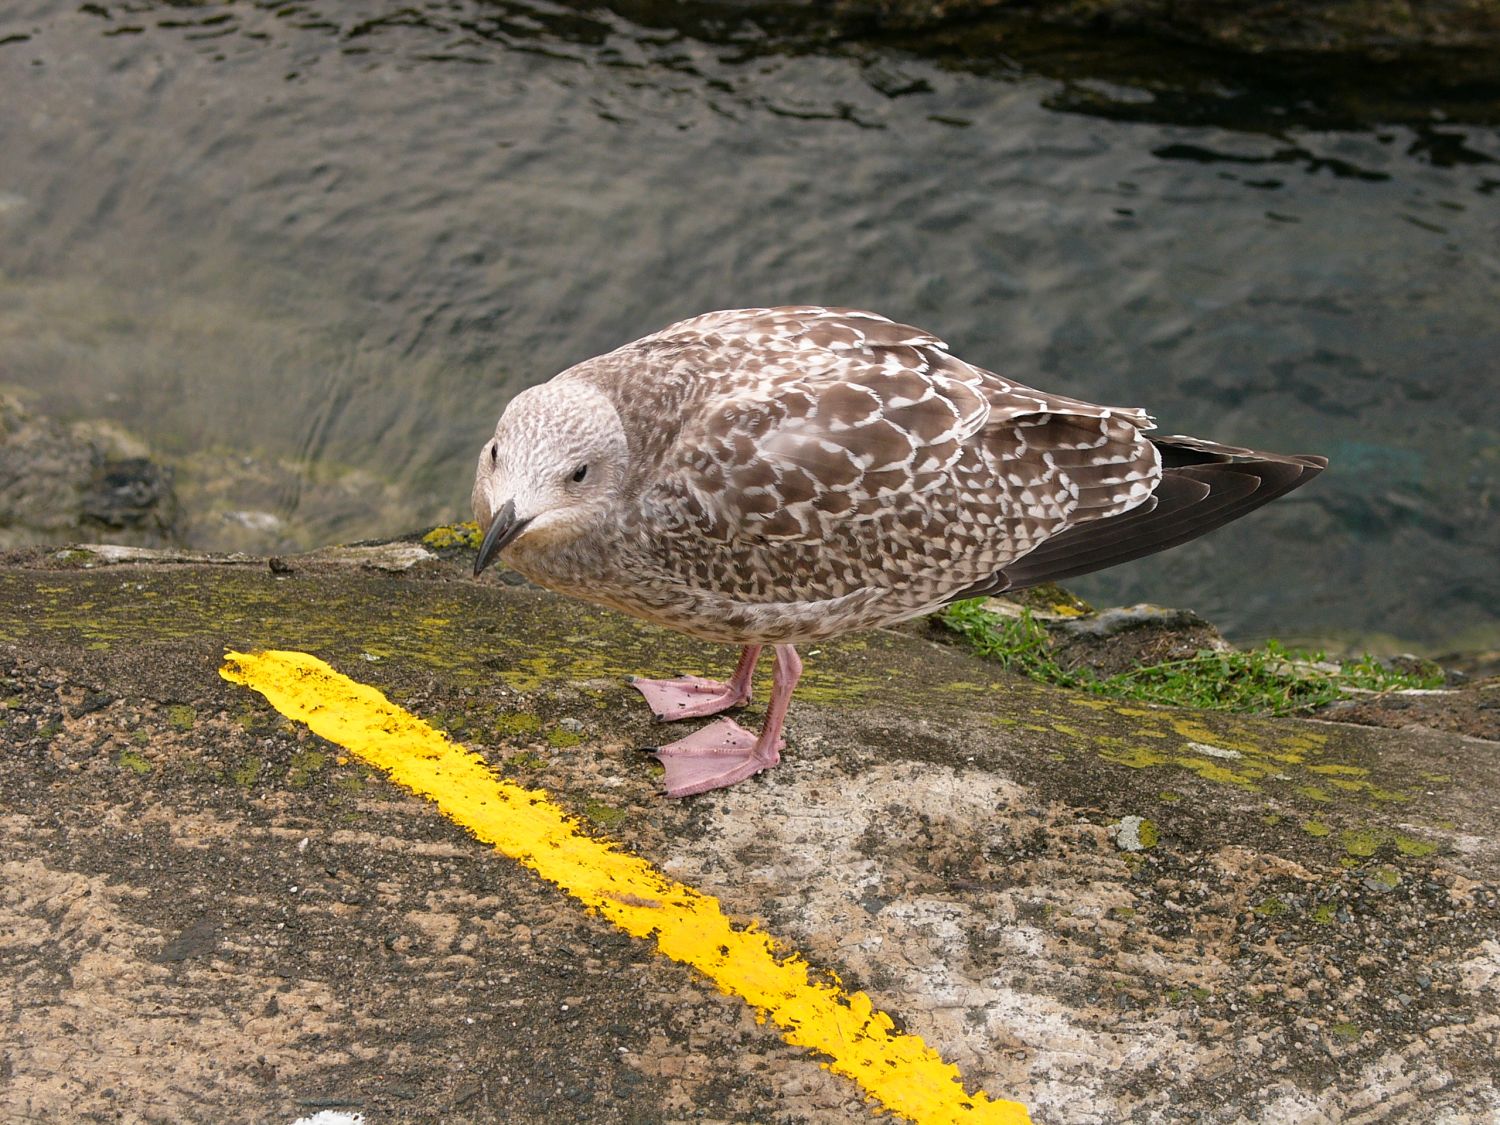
xmin=0 ymin=0 xmax=1496 ymax=647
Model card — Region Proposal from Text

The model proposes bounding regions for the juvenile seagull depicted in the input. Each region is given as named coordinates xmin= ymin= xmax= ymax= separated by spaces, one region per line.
xmin=472 ymin=307 xmax=1325 ymax=797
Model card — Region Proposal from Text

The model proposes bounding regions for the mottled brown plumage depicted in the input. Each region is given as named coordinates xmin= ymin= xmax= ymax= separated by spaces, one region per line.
xmin=472 ymin=307 xmax=1326 ymax=796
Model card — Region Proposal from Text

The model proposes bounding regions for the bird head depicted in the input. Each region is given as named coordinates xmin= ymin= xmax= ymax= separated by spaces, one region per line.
xmin=471 ymin=379 xmax=628 ymax=575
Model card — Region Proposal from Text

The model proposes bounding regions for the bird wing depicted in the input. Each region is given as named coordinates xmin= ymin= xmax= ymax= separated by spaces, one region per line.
xmin=639 ymin=307 xmax=1160 ymax=552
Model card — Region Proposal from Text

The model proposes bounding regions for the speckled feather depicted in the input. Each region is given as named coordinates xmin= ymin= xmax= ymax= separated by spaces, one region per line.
xmin=484 ymin=306 xmax=1323 ymax=645
xmin=472 ymin=306 xmax=1327 ymax=796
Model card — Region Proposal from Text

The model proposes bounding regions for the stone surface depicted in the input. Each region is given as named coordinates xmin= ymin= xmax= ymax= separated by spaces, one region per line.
xmin=0 ymin=393 xmax=181 ymax=548
xmin=1 ymin=537 xmax=1497 ymax=1122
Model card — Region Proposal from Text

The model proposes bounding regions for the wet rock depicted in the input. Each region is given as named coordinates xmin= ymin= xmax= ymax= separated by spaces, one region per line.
xmin=1315 ymin=679 xmax=1500 ymax=742
xmin=1047 ymin=603 xmax=1230 ymax=677
xmin=81 ymin=457 xmax=178 ymax=537
xmin=0 ymin=394 xmax=181 ymax=549
xmin=949 ymin=587 xmax=1231 ymax=679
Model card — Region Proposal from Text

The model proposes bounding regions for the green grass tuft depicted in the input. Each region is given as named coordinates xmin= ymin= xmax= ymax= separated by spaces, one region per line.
xmin=937 ymin=600 xmax=1442 ymax=716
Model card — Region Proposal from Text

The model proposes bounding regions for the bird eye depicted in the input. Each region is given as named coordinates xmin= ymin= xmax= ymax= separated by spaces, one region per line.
xmin=488 ymin=442 xmax=498 ymax=466
xmin=571 ymin=464 xmax=589 ymax=483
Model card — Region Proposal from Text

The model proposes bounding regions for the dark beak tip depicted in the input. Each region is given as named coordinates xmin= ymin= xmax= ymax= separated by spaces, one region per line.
xmin=473 ymin=498 xmax=531 ymax=578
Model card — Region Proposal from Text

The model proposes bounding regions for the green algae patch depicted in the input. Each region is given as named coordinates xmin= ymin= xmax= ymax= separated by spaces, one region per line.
xmin=547 ymin=727 xmax=582 ymax=749
xmin=168 ymin=705 xmax=196 ymax=731
xmin=1308 ymin=763 xmax=1370 ymax=777
xmin=1332 ymin=827 xmax=1441 ymax=860
xmin=1301 ymin=820 xmax=1332 ymax=838
xmin=1253 ymin=895 xmax=1289 ymax=918
xmin=288 ymin=749 xmax=327 ymax=789
xmin=333 ymin=773 xmax=367 ymax=794
xmin=495 ymin=712 xmax=543 ymax=736
xmin=1311 ymin=904 xmax=1337 ymax=925
xmin=582 ymin=799 xmax=628 ymax=827
xmin=1395 ymin=835 xmax=1439 ymax=857
xmin=231 ymin=757 xmax=263 ymax=788
xmin=1369 ymin=866 xmax=1402 ymax=889
xmin=117 ymin=748 xmax=151 ymax=775
xmin=1330 ymin=1022 xmax=1362 ymax=1043
xmin=504 ymin=751 xmax=546 ymax=771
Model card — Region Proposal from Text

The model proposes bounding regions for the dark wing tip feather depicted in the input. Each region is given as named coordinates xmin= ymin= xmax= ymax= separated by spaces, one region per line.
xmin=960 ymin=438 xmax=1326 ymax=597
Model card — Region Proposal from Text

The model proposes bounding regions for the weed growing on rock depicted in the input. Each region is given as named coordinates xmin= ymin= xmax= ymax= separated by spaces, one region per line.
xmin=938 ymin=600 xmax=1442 ymax=715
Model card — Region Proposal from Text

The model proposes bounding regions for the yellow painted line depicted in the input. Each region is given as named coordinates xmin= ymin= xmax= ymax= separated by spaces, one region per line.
xmin=221 ymin=650 xmax=1030 ymax=1125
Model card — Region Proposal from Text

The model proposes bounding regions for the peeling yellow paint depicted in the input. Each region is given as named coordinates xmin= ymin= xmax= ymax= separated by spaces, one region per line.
xmin=221 ymin=650 xmax=1028 ymax=1125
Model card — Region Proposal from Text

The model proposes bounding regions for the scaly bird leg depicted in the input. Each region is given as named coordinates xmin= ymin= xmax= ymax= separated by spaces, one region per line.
xmin=652 ymin=644 xmax=802 ymax=798
xmin=628 ymin=644 xmax=762 ymax=721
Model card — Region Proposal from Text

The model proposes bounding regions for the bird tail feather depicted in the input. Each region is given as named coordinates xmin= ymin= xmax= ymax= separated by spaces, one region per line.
xmin=954 ymin=438 xmax=1326 ymax=598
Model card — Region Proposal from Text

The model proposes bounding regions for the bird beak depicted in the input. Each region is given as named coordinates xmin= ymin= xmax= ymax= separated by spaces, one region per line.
xmin=473 ymin=499 xmax=533 ymax=576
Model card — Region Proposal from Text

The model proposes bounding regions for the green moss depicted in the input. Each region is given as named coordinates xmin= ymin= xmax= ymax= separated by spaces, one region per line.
xmin=547 ymin=727 xmax=582 ymax=748
xmin=937 ymin=601 xmax=1442 ymax=715
xmin=505 ymin=750 xmax=545 ymax=771
xmin=117 ymin=748 xmax=151 ymax=775
xmin=494 ymin=712 xmax=543 ymax=736
xmin=130 ymin=728 xmax=151 ymax=746
xmin=167 ymin=705 xmax=196 ymax=731
xmin=231 ymin=756 xmax=263 ymax=788
xmin=288 ymin=749 xmax=327 ymax=789
xmin=1330 ymin=1022 xmax=1361 ymax=1043
xmin=1370 ymin=865 xmax=1402 ymax=889
xmin=1395 ymin=834 xmax=1439 ymax=857
xmin=1342 ymin=829 xmax=1382 ymax=857
xmin=1311 ymin=904 xmax=1336 ymax=925
xmin=582 ymin=799 xmax=627 ymax=827
xmin=1253 ymin=895 xmax=1289 ymax=917
xmin=1301 ymin=820 xmax=1331 ymax=837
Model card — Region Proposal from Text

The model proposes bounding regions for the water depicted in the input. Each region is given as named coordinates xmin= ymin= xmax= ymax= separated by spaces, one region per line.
xmin=1 ymin=0 xmax=1497 ymax=648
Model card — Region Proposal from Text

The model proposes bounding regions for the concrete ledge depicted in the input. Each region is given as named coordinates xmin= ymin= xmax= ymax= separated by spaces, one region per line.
xmin=2 ymin=541 xmax=1496 ymax=1121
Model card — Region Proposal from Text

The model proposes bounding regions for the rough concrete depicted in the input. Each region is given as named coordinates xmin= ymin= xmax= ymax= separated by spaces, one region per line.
xmin=1 ymin=534 xmax=1497 ymax=1123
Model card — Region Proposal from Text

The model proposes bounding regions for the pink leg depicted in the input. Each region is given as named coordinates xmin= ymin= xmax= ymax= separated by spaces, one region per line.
xmin=653 ymin=644 xmax=802 ymax=798
xmin=629 ymin=645 xmax=761 ymax=721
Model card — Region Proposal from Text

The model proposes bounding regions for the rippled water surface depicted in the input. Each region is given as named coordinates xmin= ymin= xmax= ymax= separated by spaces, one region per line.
xmin=1 ymin=0 xmax=1497 ymax=646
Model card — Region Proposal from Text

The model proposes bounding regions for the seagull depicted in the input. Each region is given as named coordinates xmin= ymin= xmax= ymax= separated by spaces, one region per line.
xmin=471 ymin=307 xmax=1325 ymax=797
